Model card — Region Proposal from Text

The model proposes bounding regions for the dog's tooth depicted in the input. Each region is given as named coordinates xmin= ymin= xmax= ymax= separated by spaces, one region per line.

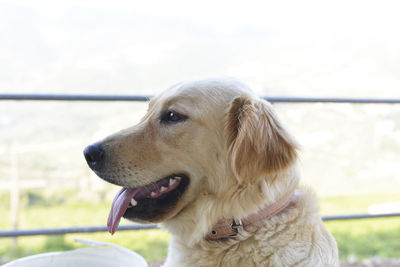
xmin=151 ymin=192 xmax=157 ymax=197
xmin=160 ymin=186 xmax=167 ymax=192
xmin=174 ymin=176 xmax=181 ymax=181
xmin=169 ymin=178 xmax=176 ymax=186
xmin=130 ymin=198 xmax=137 ymax=207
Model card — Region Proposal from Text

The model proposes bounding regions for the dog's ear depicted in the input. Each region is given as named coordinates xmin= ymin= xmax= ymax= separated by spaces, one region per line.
xmin=226 ymin=96 xmax=298 ymax=181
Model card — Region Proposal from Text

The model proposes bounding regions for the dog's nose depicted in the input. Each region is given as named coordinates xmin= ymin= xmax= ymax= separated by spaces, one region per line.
xmin=83 ymin=143 xmax=105 ymax=170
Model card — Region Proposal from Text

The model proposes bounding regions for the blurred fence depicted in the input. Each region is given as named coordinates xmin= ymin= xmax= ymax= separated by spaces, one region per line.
xmin=1 ymin=213 xmax=400 ymax=237
xmin=1 ymin=93 xmax=400 ymax=103
xmin=0 ymin=93 xmax=399 ymax=238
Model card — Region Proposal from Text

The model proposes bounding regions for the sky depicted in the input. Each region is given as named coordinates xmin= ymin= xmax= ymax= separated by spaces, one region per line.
xmin=1 ymin=0 xmax=400 ymax=97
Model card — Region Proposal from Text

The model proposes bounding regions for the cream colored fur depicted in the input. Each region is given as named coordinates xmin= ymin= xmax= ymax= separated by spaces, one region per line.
xmin=164 ymin=188 xmax=338 ymax=267
xmin=100 ymin=78 xmax=339 ymax=266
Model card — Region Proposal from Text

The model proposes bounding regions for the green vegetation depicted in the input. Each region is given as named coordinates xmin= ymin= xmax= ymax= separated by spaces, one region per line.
xmin=326 ymin=219 xmax=400 ymax=260
xmin=0 ymin=193 xmax=170 ymax=262
xmin=0 ymin=191 xmax=399 ymax=262
xmin=320 ymin=193 xmax=400 ymax=215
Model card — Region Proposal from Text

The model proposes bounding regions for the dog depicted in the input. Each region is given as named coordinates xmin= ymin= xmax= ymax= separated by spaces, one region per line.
xmin=84 ymin=78 xmax=339 ymax=266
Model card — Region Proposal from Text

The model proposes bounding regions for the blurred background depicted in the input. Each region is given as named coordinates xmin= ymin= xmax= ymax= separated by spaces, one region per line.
xmin=0 ymin=0 xmax=399 ymax=265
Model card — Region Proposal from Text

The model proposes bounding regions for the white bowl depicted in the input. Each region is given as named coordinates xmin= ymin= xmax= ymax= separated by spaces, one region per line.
xmin=3 ymin=239 xmax=148 ymax=267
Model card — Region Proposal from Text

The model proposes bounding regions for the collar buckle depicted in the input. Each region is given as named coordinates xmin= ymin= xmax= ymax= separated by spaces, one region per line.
xmin=230 ymin=218 xmax=243 ymax=235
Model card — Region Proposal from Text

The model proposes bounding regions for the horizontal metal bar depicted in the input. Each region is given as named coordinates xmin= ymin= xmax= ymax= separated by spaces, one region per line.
xmin=322 ymin=213 xmax=400 ymax=221
xmin=1 ymin=93 xmax=400 ymax=104
xmin=0 ymin=94 xmax=152 ymax=102
xmin=264 ymin=96 xmax=400 ymax=104
xmin=0 ymin=224 xmax=158 ymax=238
xmin=1 ymin=213 xmax=399 ymax=238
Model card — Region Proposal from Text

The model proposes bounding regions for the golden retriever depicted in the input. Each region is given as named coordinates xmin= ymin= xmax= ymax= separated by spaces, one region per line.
xmin=84 ymin=78 xmax=339 ymax=266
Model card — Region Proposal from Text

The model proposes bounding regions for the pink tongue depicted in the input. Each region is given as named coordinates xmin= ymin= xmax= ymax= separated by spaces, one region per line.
xmin=107 ymin=188 xmax=139 ymax=235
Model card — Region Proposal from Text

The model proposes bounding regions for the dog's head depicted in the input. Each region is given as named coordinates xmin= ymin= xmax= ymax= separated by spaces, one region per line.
xmin=84 ymin=78 xmax=299 ymax=240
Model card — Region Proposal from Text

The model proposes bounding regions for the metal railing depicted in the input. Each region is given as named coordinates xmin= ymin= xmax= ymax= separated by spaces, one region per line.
xmin=1 ymin=213 xmax=400 ymax=238
xmin=1 ymin=93 xmax=400 ymax=104
xmin=0 ymin=93 xmax=399 ymax=238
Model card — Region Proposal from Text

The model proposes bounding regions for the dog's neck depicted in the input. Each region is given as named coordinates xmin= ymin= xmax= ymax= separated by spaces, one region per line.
xmin=205 ymin=189 xmax=296 ymax=241
xmin=161 ymin=165 xmax=300 ymax=246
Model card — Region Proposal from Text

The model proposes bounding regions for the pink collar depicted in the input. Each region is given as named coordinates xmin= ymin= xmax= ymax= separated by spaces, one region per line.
xmin=205 ymin=190 xmax=295 ymax=241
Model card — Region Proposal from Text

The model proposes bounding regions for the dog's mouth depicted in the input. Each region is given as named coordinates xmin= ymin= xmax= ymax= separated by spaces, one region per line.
xmin=107 ymin=174 xmax=189 ymax=234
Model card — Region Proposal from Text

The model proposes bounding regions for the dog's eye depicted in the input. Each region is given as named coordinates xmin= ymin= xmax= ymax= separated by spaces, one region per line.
xmin=161 ymin=111 xmax=187 ymax=124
